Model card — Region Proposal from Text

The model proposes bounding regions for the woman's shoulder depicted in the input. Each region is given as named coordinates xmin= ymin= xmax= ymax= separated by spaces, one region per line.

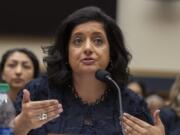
xmin=15 ymin=74 xmax=64 ymax=114
xmin=122 ymin=88 xmax=146 ymax=105
xmin=15 ymin=75 xmax=50 ymax=104
xmin=122 ymin=88 xmax=153 ymax=124
xmin=27 ymin=74 xmax=49 ymax=88
xmin=25 ymin=74 xmax=65 ymax=100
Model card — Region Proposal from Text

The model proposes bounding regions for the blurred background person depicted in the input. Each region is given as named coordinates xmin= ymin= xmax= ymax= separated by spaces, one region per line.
xmin=127 ymin=80 xmax=147 ymax=98
xmin=160 ymin=74 xmax=180 ymax=135
xmin=146 ymin=94 xmax=165 ymax=117
xmin=0 ymin=48 xmax=40 ymax=103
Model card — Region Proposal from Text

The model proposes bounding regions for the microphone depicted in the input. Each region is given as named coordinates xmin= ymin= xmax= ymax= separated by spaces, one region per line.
xmin=95 ymin=69 xmax=111 ymax=82
xmin=95 ymin=69 xmax=125 ymax=135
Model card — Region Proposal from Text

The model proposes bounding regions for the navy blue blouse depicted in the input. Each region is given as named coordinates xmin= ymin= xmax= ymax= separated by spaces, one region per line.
xmin=160 ymin=107 xmax=180 ymax=135
xmin=15 ymin=75 xmax=153 ymax=135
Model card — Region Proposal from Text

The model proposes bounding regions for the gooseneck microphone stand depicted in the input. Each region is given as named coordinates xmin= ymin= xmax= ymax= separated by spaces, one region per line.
xmin=95 ymin=70 xmax=125 ymax=135
xmin=105 ymin=76 xmax=125 ymax=135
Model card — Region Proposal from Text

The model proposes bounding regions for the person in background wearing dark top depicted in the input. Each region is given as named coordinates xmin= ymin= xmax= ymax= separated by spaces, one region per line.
xmin=0 ymin=48 xmax=40 ymax=103
xmin=160 ymin=74 xmax=180 ymax=135
xmin=14 ymin=6 xmax=163 ymax=135
xmin=127 ymin=80 xmax=147 ymax=98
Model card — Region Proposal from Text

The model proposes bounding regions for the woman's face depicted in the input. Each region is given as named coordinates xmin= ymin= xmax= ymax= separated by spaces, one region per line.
xmin=2 ymin=51 xmax=34 ymax=90
xmin=68 ymin=21 xmax=110 ymax=75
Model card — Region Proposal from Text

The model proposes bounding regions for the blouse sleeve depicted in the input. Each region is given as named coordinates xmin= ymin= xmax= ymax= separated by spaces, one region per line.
xmin=134 ymin=98 xmax=153 ymax=124
xmin=14 ymin=76 xmax=50 ymax=115
xmin=123 ymin=89 xmax=153 ymax=125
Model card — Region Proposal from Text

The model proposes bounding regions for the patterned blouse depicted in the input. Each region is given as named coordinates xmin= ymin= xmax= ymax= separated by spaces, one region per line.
xmin=15 ymin=75 xmax=153 ymax=135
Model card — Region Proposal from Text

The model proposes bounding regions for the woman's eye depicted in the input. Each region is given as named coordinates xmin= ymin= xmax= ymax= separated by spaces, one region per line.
xmin=23 ymin=65 xmax=31 ymax=69
xmin=73 ymin=37 xmax=83 ymax=46
xmin=94 ymin=37 xmax=103 ymax=46
xmin=7 ymin=63 xmax=16 ymax=68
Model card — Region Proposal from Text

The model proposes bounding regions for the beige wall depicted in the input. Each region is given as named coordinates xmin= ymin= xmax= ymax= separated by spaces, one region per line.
xmin=1 ymin=2 xmax=180 ymax=76
xmin=0 ymin=35 xmax=53 ymax=70
xmin=117 ymin=0 xmax=180 ymax=75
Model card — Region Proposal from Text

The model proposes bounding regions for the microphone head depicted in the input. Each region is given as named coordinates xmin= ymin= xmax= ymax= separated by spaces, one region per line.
xmin=95 ymin=69 xmax=111 ymax=82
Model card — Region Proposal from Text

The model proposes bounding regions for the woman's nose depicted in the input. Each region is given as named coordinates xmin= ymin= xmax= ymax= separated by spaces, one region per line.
xmin=84 ymin=40 xmax=93 ymax=55
xmin=15 ymin=65 xmax=23 ymax=75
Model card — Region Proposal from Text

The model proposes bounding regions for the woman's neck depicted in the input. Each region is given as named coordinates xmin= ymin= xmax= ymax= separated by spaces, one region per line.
xmin=72 ymin=73 xmax=107 ymax=104
xmin=8 ymin=88 xmax=20 ymax=102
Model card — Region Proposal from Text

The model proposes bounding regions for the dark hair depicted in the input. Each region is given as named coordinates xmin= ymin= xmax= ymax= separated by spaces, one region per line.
xmin=0 ymin=48 xmax=40 ymax=78
xmin=43 ymin=6 xmax=132 ymax=88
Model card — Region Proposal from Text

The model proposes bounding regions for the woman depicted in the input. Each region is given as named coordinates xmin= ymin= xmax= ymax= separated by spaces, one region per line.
xmin=14 ymin=6 xmax=154 ymax=135
xmin=0 ymin=48 xmax=40 ymax=102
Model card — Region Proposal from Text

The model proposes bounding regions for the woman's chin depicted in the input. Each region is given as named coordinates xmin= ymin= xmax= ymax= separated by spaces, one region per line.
xmin=72 ymin=65 xmax=105 ymax=75
xmin=12 ymin=83 xmax=25 ymax=90
xmin=82 ymin=66 xmax=100 ymax=72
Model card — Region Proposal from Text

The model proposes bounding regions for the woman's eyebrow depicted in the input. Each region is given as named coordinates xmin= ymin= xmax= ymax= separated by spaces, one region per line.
xmin=71 ymin=32 xmax=83 ymax=37
xmin=8 ymin=59 xmax=31 ymax=64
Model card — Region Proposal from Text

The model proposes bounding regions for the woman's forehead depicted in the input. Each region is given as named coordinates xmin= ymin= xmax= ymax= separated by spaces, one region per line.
xmin=6 ymin=52 xmax=32 ymax=63
xmin=71 ymin=21 xmax=106 ymax=36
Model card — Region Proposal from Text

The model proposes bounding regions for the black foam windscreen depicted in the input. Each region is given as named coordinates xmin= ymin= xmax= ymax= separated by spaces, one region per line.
xmin=95 ymin=69 xmax=111 ymax=82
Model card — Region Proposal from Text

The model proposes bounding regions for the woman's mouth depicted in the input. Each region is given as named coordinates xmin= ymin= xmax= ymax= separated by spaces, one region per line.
xmin=81 ymin=58 xmax=95 ymax=65
xmin=13 ymin=78 xmax=24 ymax=83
